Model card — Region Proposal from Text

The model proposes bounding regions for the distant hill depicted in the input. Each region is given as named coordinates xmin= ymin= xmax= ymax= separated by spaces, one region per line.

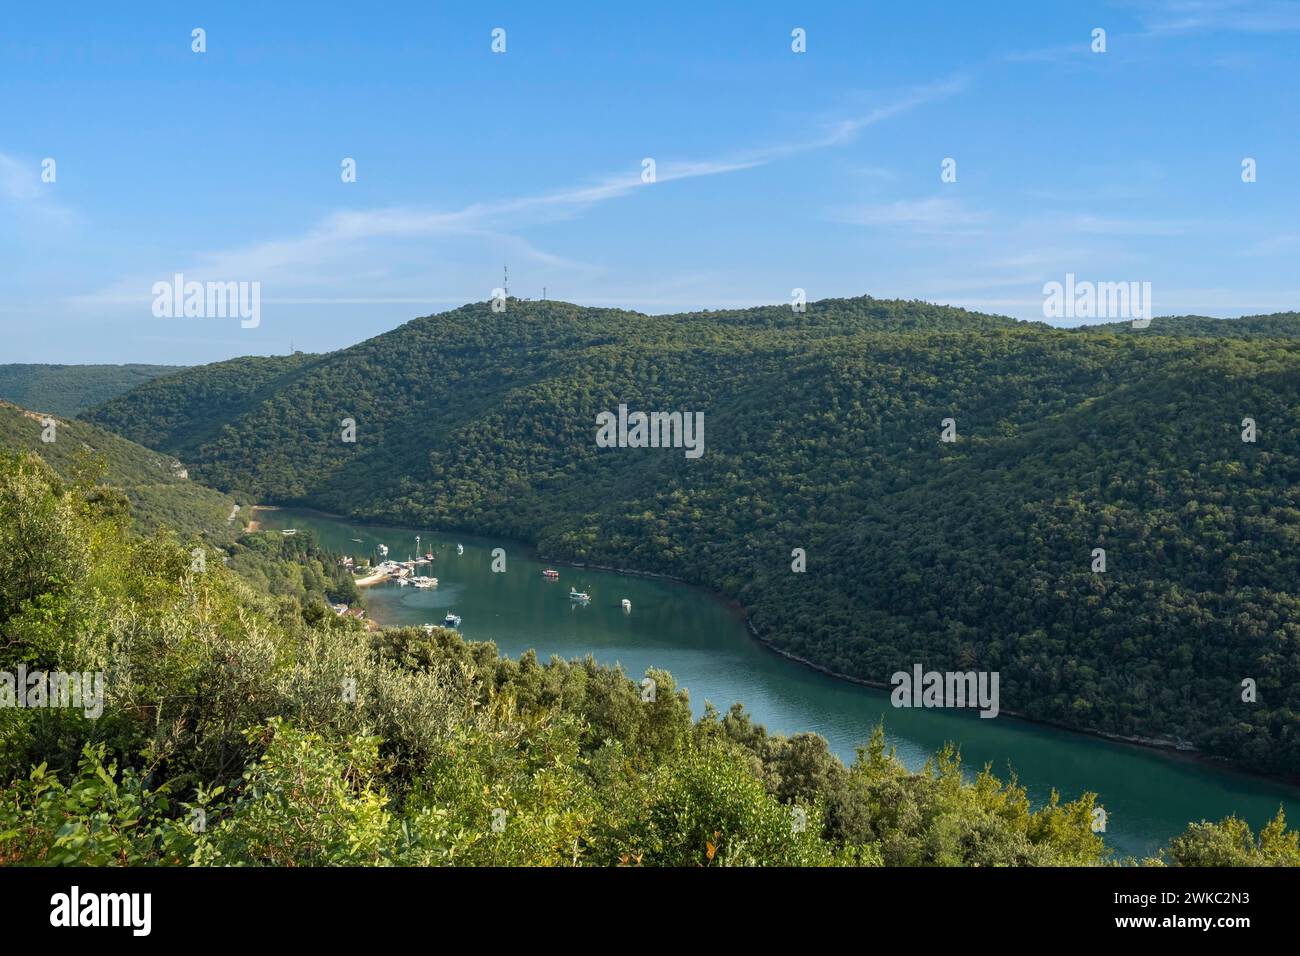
xmin=1075 ymin=312 xmax=1300 ymax=338
xmin=83 ymin=297 xmax=1300 ymax=776
xmin=0 ymin=363 xmax=181 ymax=417
xmin=0 ymin=399 xmax=242 ymax=542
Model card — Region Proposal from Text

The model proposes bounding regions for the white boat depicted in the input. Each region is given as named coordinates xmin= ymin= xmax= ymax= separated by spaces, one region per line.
xmin=456 ymin=543 xmax=464 ymax=555
xmin=569 ymin=589 xmax=590 ymax=603
xmin=621 ymin=599 xmax=631 ymax=611
xmin=421 ymin=623 xmax=435 ymax=634
xmin=412 ymin=576 xmax=438 ymax=588
xmin=377 ymin=544 xmax=389 ymax=557
xmin=443 ymin=612 xmax=461 ymax=628
xmin=281 ymin=529 xmax=297 ymax=536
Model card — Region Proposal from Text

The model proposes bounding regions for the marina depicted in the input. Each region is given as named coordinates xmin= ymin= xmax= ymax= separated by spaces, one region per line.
xmin=257 ymin=506 xmax=1300 ymax=859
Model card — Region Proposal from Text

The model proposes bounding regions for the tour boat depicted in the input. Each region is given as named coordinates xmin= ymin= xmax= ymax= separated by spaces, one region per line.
xmin=443 ymin=612 xmax=461 ymax=628
xmin=543 ymin=569 xmax=560 ymax=580
xmin=569 ymin=589 xmax=590 ymax=603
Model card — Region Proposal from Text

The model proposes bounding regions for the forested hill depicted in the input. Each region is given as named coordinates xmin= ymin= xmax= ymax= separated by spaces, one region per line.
xmin=0 ymin=363 xmax=180 ymax=416
xmin=1077 ymin=313 xmax=1300 ymax=338
xmin=0 ymin=400 xmax=240 ymax=541
xmin=84 ymin=297 xmax=1300 ymax=776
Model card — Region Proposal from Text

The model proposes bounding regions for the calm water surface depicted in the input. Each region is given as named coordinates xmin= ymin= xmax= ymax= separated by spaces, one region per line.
xmin=259 ymin=507 xmax=1300 ymax=859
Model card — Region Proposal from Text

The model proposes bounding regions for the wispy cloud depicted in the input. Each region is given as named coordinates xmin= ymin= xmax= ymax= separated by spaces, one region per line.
xmin=0 ymin=153 xmax=40 ymax=201
xmin=1063 ymin=214 xmax=1194 ymax=237
xmin=0 ymin=150 xmax=75 ymax=229
xmin=1131 ymin=0 xmax=1300 ymax=35
xmin=836 ymin=197 xmax=988 ymax=234
xmin=1003 ymin=41 xmax=1094 ymax=64
xmin=1237 ymin=233 xmax=1300 ymax=256
xmin=82 ymin=78 xmax=967 ymax=307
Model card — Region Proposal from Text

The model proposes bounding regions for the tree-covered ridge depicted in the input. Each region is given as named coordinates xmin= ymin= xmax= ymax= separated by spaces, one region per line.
xmin=0 ymin=399 xmax=241 ymax=542
xmin=2 ymin=449 xmax=1295 ymax=867
xmin=0 ymin=364 xmax=181 ymax=417
xmin=1077 ymin=312 xmax=1300 ymax=338
xmin=81 ymin=352 xmax=324 ymax=460
xmin=84 ymin=298 xmax=1300 ymax=775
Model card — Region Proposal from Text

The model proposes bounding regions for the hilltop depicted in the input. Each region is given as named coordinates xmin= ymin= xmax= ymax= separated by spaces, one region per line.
xmin=83 ymin=296 xmax=1300 ymax=775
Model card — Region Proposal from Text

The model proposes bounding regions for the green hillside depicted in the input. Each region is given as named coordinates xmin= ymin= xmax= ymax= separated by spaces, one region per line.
xmin=0 ymin=363 xmax=181 ymax=417
xmin=3 ymin=447 xmax=1295 ymax=866
xmin=84 ymin=297 xmax=1300 ymax=776
xmin=0 ymin=400 xmax=241 ymax=542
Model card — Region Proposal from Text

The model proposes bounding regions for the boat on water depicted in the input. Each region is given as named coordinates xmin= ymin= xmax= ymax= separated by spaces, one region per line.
xmin=351 ymin=538 xmax=363 ymax=543
xmin=412 ymin=576 xmax=438 ymax=588
xmin=443 ymin=612 xmax=461 ymax=628
xmin=281 ymin=529 xmax=297 ymax=536
xmin=377 ymin=544 xmax=389 ymax=557
xmin=569 ymin=589 xmax=590 ymax=603
xmin=456 ymin=543 xmax=464 ymax=555
xmin=542 ymin=569 xmax=559 ymax=580
xmin=621 ymin=598 xmax=631 ymax=611
xmin=424 ymin=552 xmax=434 ymax=561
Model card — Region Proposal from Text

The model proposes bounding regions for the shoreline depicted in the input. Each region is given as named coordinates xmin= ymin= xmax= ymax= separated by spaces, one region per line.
xmin=740 ymin=617 xmax=1300 ymax=788
xmin=257 ymin=502 xmax=1300 ymax=791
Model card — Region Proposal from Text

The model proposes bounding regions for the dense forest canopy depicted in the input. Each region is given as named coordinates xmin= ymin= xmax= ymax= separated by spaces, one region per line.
xmin=0 ymin=364 xmax=181 ymax=417
xmin=2 ymin=447 xmax=1296 ymax=866
xmin=83 ymin=297 xmax=1300 ymax=776
xmin=0 ymin=399 xmax=240 ymax=542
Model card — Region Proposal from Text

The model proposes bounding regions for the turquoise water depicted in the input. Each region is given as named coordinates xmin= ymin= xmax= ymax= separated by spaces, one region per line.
xmin=259 ymin=507 xmax=1300 ymax=859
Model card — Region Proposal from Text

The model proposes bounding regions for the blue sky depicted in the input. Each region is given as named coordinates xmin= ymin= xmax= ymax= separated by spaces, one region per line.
xmin=2 ymin=0 xmax=1298 ymax=363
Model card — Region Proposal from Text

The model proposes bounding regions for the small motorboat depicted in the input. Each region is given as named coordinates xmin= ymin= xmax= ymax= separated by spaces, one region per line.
xmin=621 ymin=598 xmax=632 ymax=612
xmin=456 ymin=543 xmax=464 ymax=555
xmin=443 ymin=612 xmax=461 ymax=628
xmin=377 ymin=544 xmax=389 ymax=557
xmin=412 ymin=576 xmax=438 ymax=588
xmin=569 ymin=589 xmax=590 ymax=603
xmin=542 ymin=569 xmax=560 ymax=580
